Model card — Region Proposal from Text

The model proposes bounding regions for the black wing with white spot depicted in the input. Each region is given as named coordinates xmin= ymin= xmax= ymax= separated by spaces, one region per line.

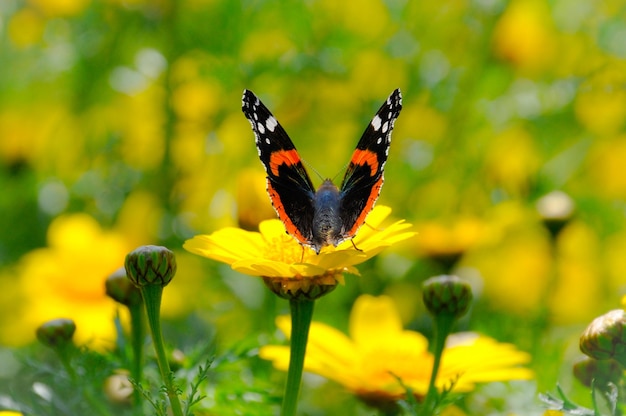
xmin=339 ymin=89 xmax=402 ymax=238
xmin=241 ymin=90 xmax=316 ymax=244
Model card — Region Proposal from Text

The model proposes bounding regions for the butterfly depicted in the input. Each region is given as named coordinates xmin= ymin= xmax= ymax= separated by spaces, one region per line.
xmin=241 ymin=89 xmax=402 ymax=254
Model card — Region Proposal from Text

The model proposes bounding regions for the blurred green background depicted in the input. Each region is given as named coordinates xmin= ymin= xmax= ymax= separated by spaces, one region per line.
xmin=1 ymin=0 xmax=626 ymax=413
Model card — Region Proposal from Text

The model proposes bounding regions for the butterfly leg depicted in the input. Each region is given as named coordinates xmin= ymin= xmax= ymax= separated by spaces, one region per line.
xmin=350 ymin=239 xmax=363 ymax=252
xmin=362 ymin=222 xmax=380 ymax=231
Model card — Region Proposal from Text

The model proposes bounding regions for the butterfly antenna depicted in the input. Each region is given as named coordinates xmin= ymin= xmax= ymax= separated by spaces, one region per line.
xmin=331 ymin=162 xmax=349 ymax=183
xmin=303 ymin=158 xmax=326 ymax=182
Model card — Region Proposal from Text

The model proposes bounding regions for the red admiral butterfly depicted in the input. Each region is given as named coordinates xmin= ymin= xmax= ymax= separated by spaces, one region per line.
xmin=242 ymin=89 xmax=402 ymax=254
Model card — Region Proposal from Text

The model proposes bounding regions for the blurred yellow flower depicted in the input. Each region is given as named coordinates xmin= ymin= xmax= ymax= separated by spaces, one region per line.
xmin=184 ymin=206 xmax=414 ymax=297
xmin=235 ymin=168 xmax=278 ymax=231
xmin=260 ymin=295 xmax=533 ymax=402
xmin=586 ymin=135 xmax=626 ymax=198
xmin=549 ymin=221 xmax=602 ymax=324
xmin=317 ymin=0 xmax=391 ymax=41
xmin=575 ymin=65 xmax=626 ymax=136
xmin=240 ymin=28 xmax=295 ymax=63
xmin=492 ymin=0 xmax=555 ymax=73
xmin=415 ymin=217 xmax=486 ymax=267
xmin=117 ymin=87 xmax=166 ymax=170
xmin=394 ymin=101 xmax=447 ymax=145
xmin=484 ymin=127 xmax=540 ymax=196
xmin=350 ymin=50 xmax=407 ymax=100
xmin=7 ymin=8 xmax=45 ymax=48
xmin=0 ymin=214 xmax=135 ymax=349
xmin=28 ymin=0 xmax=90 ymax=17
xmin=464 ymin=202 xmax=552 ymax=314
xmin=0 ymin=109 xmax=44 ymax=165
xmin=171 ymin=80 xmax=222 ymax=122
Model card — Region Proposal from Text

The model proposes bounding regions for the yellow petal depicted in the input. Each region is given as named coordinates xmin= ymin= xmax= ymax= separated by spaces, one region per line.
xmin=268 ymin=315 xmax=364 ymax=388
xmin=437 ymin=333 xmax=534 ymax=390
xmin=258 ymin=218 xmax=291 ymax=239
xmin=183 ymin=228 xmax=265 ymax=264
xmin=350 ymin=295 xmax=403 ymax=345
xmin=232 ymin=258 xmax=295 ymax=277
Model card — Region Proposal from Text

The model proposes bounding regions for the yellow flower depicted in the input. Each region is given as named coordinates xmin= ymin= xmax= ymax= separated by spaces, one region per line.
xmin=575 ymin=64 xmax=626 ymax=136
xmin=260 ymin=295 xmax=533 ymax=402
xmin=7 ymin=8 xmax=45 ymax=48
xmin=184 ymin=205 xmax=414 ymax=298
xmin=415 ymin=217 xmax=486 ymax=267
xmin=235 ymin=169 xmax=278 ymax=231
xmin=28 ymin=0 xmax=90 ymax=18
xmin=0 ymin=214 xmax=135 ymax=349
xmin=491 ymin=0 xmax=556 ymax=74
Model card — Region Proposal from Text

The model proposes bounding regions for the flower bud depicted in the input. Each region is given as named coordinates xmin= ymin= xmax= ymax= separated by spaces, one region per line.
xmin=169 ymin=348 xmax=187 ymax=372
xmin=422 ymin=275 xmax=472 ymax=319
xmin=536 ymin=191 xmax=575 ymax=238
xmin=36 ymin=318 xmax=76 ymax=348
xmin=262 ymin=272 xmax=342 ymax=300
xmin=105 ymin=267 xmax=142 ymax=306
xmin=573 ymin=356 xmax=622 ymax=388
xmin=580 ymin=310 xmax=626 ymax=365
xmin=124 ymin=245 xmax=177 ymax=288
xmin=104 ymin=370 xmax=133 ymax=405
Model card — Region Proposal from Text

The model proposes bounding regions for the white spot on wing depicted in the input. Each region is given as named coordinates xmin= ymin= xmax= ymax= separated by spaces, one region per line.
xmin=257 ymin=122 xmax=265 ymax=134
xmin=265 ymin=138 xmax=271 ymax=145
xmin=371 ymin=115 xmax=382 ymax=131
xmin=266 ymin=116 xmax=278 ymax=132
xmin=382 ymin=121 xmax=389 ymax=133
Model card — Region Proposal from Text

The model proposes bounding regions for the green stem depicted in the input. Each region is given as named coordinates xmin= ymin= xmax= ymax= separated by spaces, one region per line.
xmin=141 ymin=284 xmax=184 ymax=416
xmin=418 ymin=314 xmax=454 ymax=416
xmin=281 ymin=298 xmax=315 ymax=416
xmin=128 ymin=301 xmax=145 ymax=412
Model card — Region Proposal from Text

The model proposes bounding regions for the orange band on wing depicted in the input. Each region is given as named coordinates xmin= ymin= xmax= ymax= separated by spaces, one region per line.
xmin=267 ymin=180 xmax=309 ymax=245
xmin=346 ymin=176 xmax=383 ymax=237
xmin=269 ymin=149 xmax=301 ymax=176
xmin=350 ymin=149 xmax=379 ymax=176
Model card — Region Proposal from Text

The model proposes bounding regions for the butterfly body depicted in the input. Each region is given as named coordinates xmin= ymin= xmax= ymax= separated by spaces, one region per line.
xmin=311 ymin=179 xmax=343 ymax=249
xmin=242 ymin=89 xmax=402 ymax=254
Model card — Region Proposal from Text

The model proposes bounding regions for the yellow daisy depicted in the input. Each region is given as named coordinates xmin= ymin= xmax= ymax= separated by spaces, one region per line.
xmin=184 ymin=205 xmax=414 ymax=299
xmin=260 ymin=295 xmax=534 ymax=401
xmin=0 ymin=214 xmax=134 ymax=349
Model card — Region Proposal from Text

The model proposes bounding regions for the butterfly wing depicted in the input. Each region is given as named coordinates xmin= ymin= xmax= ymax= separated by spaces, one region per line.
xmin=339 ymin=89 xmax=402 ymax=239
xmin=241 ymin=90 xmax=316 ymax=245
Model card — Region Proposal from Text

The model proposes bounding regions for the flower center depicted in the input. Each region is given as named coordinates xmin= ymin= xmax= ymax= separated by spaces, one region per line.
xmin=263 ymin=233 xmax=308 ymax=263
